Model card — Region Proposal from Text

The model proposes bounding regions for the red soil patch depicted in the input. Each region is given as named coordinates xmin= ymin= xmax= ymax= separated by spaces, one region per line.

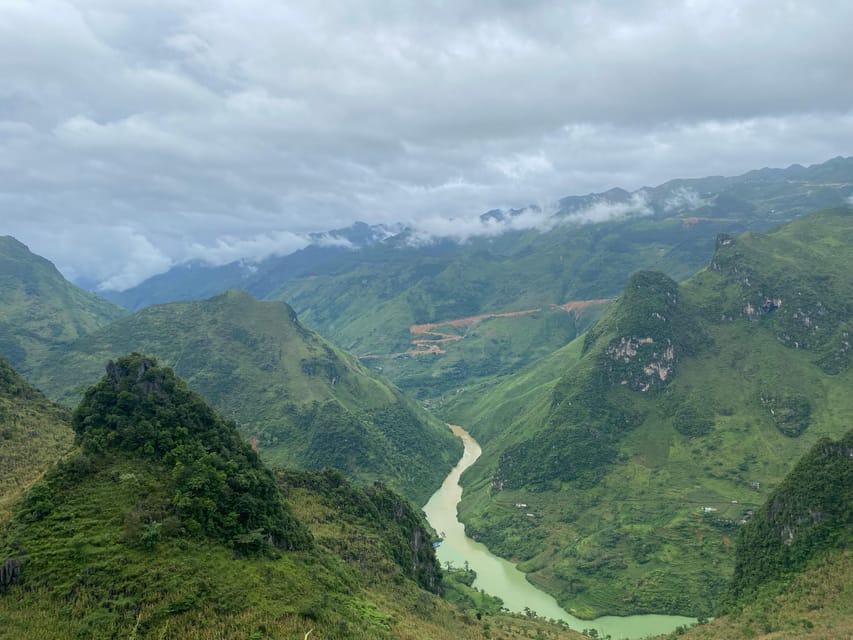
xmin=404 ymin=299 xmax=613 ymax=357
xmin=558 ymin=298 xmax=613 ymax=312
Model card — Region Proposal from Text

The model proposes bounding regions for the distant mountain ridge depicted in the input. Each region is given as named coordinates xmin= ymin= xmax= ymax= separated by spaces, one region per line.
xmin=42 ymin=156 xmax=853 ymax=402
xmin=102 ymin=156 xmax=853 ymax=309
xmin=99 ymin=221 xmax=398 ymax=311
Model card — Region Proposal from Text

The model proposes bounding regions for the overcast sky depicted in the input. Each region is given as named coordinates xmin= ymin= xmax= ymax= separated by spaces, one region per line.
xmin=3 ymin=0 xmax=853 ymax=290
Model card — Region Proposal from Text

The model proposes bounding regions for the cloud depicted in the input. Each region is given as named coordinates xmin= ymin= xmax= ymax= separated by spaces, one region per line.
xmin=182 ymin=231 xmax=311 ymax=268
xmin=663 ymin=188 xmax=705 ymax=212
xmin=406 ymin=191 xmax=652 ymax=245
xmin=1 ymin=1 xmax=853 ymax=287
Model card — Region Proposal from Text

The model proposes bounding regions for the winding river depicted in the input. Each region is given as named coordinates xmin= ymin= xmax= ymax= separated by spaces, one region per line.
xmin=423 ymin=425 xmax=696 ymax=640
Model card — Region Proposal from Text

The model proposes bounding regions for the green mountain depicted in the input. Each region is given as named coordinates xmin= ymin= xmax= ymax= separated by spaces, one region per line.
xmin=269 ymin=157 xmax=853 ymax=400
xmin=678 ymin=431 xmax=852 ymax=640
xmin=30 ymin=290 xmax=460 ymax=504
xmin=0 ymin=355 xmax=583 ymax=640
xmin=100 ymin=221 xmax=392 ymax=311
xmin=447 ymin=208 xmax=853 ymax=619
xmin=0 ymin=355 xmax=73 ymax=522
xmin=102 ymin=157 xmax=853 ymax=401
xmin=723 ymin=429 xmax=853 ymax=609
xmin=0 ymin=236 xmax=128 ymax=373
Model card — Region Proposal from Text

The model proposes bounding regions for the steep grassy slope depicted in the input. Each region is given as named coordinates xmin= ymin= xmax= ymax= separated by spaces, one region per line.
xmin=722 ymin=429 xmax=853 ymax=610
xmin=674 ymin=430 xmax=852 ymax=640
xmin=268 ymin=157 xmax=853 ymax=399
xmin=29 ymin=291 xmax=459 ymax=504
xmin=451 ymin=208 xmax=853 ymax=619
xmin=0 ymin=355 xmax=584 ymax=640
xmin=0 ymin=236 xmax=127 ymax=373
xmin=0 ymin=356 xmax=73 ymax=523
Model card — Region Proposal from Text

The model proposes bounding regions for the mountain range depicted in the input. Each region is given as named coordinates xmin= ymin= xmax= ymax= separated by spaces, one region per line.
xmin=25 ymin=288 xmax=460 ymax=506
xmin=98 ymin=156 xmax=853 ymax=401
xmin=1 ymin=156 xmax=852 ymax=637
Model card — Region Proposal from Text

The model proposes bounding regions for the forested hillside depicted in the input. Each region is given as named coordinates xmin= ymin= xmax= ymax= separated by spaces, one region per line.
xmin=677 ymin=430 xmax=852 ymax=639
xmin=449 ymin=208 xmax=853 ymax=618
xmin=0 ymin=355 xmax=583 ymax=640
xmin=28 ymin=290 xmax=460 ymax=504
xmin=0 ymin=236 xmax=127 ymax=373
xmin=0 ymin=355 xmax=72 ymax=522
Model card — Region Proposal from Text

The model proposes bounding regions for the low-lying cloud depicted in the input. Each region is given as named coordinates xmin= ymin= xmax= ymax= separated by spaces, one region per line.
xmin=2 ymin=1 xmax=853 ymax=289
xmin=406 ymin=190 xmax=653 ymax=246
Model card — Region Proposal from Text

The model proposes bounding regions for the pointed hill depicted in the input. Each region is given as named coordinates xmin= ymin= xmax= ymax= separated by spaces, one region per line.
xmin=265 ymin=157 xmax=853 ymax=399
xmin=678 ymin=430 xmax=852 ymax=639
xmin=0 ymin=355 xmax=73 ymax=523
xmin=30 ymin=290 xmax=460 ymax=504
xmin=0 ymin=355 xmax=585 ymax=640
xmin=0 ymin=236 xmax=128 ymax=373
xmin=446 ymin=207 xmax=853 ymax=619
xmin=104 ymin=157 xmax=853 ymax=402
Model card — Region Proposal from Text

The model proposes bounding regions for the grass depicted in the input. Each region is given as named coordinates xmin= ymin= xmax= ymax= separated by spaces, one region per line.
xmin=447 ymin=208 xmax=853 ymax=618
xmin=669 ymin=550 xmax=853 ymax=640
xmin=0 ymin=356 xmax=73 ymax=523
xmin=0 ymin=437 xmax=586 ymax=640
xmin=26 ymin=291 xmax=460 ymax=505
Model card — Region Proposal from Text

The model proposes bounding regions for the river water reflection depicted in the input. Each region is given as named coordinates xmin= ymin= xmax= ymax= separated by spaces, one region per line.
xmin=422 ymin=425 xmax=696 ymax=640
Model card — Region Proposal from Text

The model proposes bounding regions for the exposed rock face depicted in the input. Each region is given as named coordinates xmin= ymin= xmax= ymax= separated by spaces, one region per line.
xmin=605 ymin=336 xmax=676 ymax=392
xmin=709 ymin=230 xmax=852 ymax=372
xmin=596 ymin=271 xmax=707 ymax=392
xmin=0 ymin=558 xmax=22 ymax=591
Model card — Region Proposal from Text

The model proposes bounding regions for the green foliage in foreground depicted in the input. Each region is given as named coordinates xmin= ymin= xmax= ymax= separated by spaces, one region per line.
xmin=277 ymin=468 xmax=442 ymax=594
xmin=0 ymin=357 xmax=583 ymax=640
xmin=29 ymin=290 xmax=460 ymax=505
xmin=0 ymin=355 xmax=73 ymax=522
xmin=449 ymin=208 xmax=853 ymax=619
xmin=68 ymin=353 xmax=311 ymax=551
xmin=676 ymin=549 xmax=853 ymax=640
xmin=667 ymin=430 xmax=853 ymax=640
xmin=722 ymin=429 xmax=853 ymax=610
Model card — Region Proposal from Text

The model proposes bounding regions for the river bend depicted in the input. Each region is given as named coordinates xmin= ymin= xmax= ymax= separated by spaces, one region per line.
xmin=422 ymin=424 xmax=696 ymax=640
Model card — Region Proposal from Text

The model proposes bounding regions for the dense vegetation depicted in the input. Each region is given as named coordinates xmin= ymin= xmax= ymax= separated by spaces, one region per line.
xmin=448 ymin=208 xmax=853 ymax=618
xmin=68 ymin=353 xmax=311 ymax=551
xmin=0 ymin=356 xmax=584 ymax=640
xmin=27 ymin=291 xmax=460 ymax=504
xmin=0 ymin=355 xmax=73 ymax=522
xmin=722 ymin=429 xmax=853 ymax=609
xmin=0 ymin=236 xmax=127 ymax=373
xmin=676 ymin=431 xmax=853 ymax=640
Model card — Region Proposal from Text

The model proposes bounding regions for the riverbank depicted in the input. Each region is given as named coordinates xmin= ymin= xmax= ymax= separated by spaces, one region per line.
xmin=423 ymin=424 xmax=696 ymax=639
